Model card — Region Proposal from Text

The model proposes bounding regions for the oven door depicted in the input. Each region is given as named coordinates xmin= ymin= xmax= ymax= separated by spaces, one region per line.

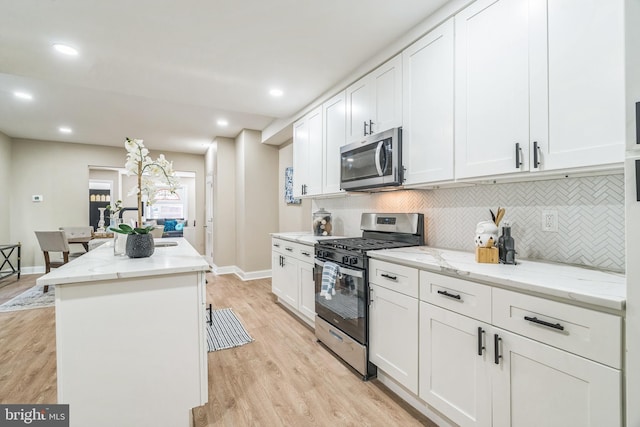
xmin=314 ymin=259 xmax=367 ymax=344
xmin=340 ymin=127 xmax=402 ymax=191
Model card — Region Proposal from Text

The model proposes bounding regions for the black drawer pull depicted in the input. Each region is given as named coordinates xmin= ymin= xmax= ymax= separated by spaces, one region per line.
xmin=477 ymin=327 xmax=485 ymax=356
xmin=524 ymin=316 xmax=564 ymax=331
xmin=381 ymin=273 xmax=397 ymax=281
xmin=285 ymin=247 xmax=293 ymax=252
xmin=437 ymin=290 xmax=461 ymax=300
xmin=494 ymin=334 xmax=502 ymax=365
xmin=301 ymin=251 xmax=311 ymax=257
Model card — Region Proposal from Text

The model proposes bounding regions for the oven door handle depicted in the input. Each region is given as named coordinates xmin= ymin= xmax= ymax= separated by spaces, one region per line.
xmin=315 ymin=259 xmax=364 ymax=279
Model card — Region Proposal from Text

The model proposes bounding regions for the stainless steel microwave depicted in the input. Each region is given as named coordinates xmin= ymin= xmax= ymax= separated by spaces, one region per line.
xmin=340 ymin=127 xmax=403 ymax=191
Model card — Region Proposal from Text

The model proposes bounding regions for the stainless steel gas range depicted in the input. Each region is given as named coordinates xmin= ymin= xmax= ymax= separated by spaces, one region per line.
xmin=314 ymin=213 xmax=425 ymax=379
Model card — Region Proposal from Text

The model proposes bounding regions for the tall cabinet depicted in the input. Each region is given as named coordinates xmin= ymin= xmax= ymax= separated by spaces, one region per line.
xmin=402 ymin=18 xmax=454 ymax=185
xmin=293 ymin=106 xmax=323 ymax=197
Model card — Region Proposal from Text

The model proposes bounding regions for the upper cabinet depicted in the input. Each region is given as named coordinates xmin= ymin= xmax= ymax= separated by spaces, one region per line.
xmin=455 ymin=0 xmax=624 ymax=180
xmin=402 ymin=18 xmax=454 ymax=185
xmin=346 ymin=55 xmax=403 ymax=143
xmin=322 ymin=91 xmax=347 ymax=195
xmin=454 ymin=0 xmax=532 ymax=179
xmin=292 ymin=106 xmax=323 ymax=197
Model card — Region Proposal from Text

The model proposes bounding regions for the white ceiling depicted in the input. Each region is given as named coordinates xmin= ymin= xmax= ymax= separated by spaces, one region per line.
xmin=0 ymin=0 xmax=449 ymax=154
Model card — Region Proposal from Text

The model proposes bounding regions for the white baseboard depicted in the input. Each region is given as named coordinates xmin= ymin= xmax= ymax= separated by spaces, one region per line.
xmin=20 ymin=266 xmax=45 ymax=275
xmin=376 ymin=370 xmax=454 ymax=427
xmin=209 ymin=263 xmax=272 ymax=282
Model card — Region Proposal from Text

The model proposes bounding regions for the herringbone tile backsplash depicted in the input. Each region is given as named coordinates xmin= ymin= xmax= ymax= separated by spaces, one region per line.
xmin=313 ymin=174 xmax=625 ymax=272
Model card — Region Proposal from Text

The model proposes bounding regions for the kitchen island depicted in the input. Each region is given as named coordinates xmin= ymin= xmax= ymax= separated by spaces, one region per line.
xmin=37 ymin=238 xmax=209 ymax=427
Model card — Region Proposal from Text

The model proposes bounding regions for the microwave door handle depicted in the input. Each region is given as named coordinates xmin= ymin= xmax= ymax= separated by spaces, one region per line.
xmin=375 ymin=141 xmax=384 ymax=176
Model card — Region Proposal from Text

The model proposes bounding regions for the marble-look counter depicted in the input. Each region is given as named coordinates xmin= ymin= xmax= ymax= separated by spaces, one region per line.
xmin=271 ymin=232 xmax=349 ymax=246
xmin=368 ymin=246 xmax=626 ymax=312
xmin=37 ymin=238 xmax=209 ymax=286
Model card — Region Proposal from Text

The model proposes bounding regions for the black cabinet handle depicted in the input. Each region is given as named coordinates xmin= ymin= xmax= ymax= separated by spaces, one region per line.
xmin=273 ymin=243 xmax=280 ymax=248
xmin=381 ymin=273 xmax=397 ymax=281
xmin=364 ymin=121 xmax=369 ymax=136
xmin=515 ymin=143 xmax=523 ymax=169
xmin=437 ymin=289 xmax=461 ymax=301
xmin=369 ymin=119 xmax=374 ymax=134
xmin=285 ymin=247 xmax=293 ymax=252
xmin=494 ymin=334 xmax=502 ymax=365
xmin=524 ymin=316 xmax=565 ymax=331
xmin=477 ymin=327 xmax=485 ymax=356
xmin=533 ymin=141 xmax=540 ymax=168
xmin=301 ymin=251 xmax=311 ymax=257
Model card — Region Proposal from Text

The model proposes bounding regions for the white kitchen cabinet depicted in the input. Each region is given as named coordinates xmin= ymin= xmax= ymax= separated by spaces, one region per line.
xmin=292 ymin=106 xmax=323 ymax=197
xmin=533 ymin=0 xmax=625 ymax=171
xmin=492 ymin=328 xmax=621 ymax=427
xmin=454 ymin=0 xmax=532 ymax=179
xmin=455 ymin=0 xmax=624 ymax=180
xmin=271 ymin=238 xmax=316 ymax=325
xmin=271 ymin=244 xmax=298 ymax=308
xmin=402 ymin=18 xmax=454 ymax=185
xmin=420 ymin=302 xmax=492 ymax=427
xmin=322 ymin=91 xmax=346 ymax=194
xmin=369 ymin=259 xmax=419 ymax=393
xmin=297 ymin=247 xmax=316 ymax=322
xmin=346 ymin=54 xmax=402 ymax=143
xmin=416 ymin=268 xmax=622 ymax=427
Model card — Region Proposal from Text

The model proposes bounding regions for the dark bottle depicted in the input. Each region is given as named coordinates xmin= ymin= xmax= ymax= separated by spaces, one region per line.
xmin=501 ymin=226 xmax=516 ymax=264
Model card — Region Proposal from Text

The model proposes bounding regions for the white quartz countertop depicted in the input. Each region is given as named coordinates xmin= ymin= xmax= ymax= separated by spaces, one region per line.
xmin=271 ymin=232 xmax=349 ymax=245
xmin=37 ymin=238 xmax=209 ymax=286
xmin=368 ymin=246 xmax=626 ymax=312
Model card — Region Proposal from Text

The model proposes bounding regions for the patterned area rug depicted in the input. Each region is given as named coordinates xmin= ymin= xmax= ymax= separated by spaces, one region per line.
xmin=206 ymin=307 xmax=254 ymax=352
xmin=0 ymin=284 xmax=55 ymax=312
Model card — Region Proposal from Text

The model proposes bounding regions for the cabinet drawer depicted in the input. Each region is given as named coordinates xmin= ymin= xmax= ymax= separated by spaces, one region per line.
xmin=369 ymin=259 xmax=419 ymax=298
xmin=420 ymin=271 xmax=492 ymax=323
xmin=271 ymin=238 xmax=286 ymax=253
xmin=295 ymin=244 xmax=314 ymax=263
xmin=492 ymin=288 xmax=621 ymax=369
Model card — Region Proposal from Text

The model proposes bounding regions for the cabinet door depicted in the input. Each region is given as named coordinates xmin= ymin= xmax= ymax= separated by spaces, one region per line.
xmin=369 ymin=284 xmax=418 ymax=393
xmin=274 ymin=251 xmax=298 ymax=308
xmin=419 ymin=302 xmax=491 ymax=427
xmin=492 ymin=328 xmax=622 ymax=427
xmin=455 ymin=0 xmax=530 ymax=179
xmin=298 ymin=260 xmax=316 ymax=322
xmin=322 ymin=91 xmax=346 ymax=194
xmin=346 ymin=75 xmax=372 ymax=143
xmin=292 ymin=118 xmax=308 ymax=198
xmin=403 ymin=18 xmax=454 ymax=185
xmin=371 ymin=54 xmax=402 ymax=135
xmin=306 ymin=106 xmax=323 ymax=196
xmin=532 ymin=0 xmax=624 ymax=171
xmin=271 ymin=252 xmax=286 ymax=298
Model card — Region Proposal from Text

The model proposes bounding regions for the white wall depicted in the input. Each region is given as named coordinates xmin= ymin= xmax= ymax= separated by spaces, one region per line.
xmin=0 ymin=131 xmax=11 ymax=243
xmin=10 ymin=138 xmax=206 ymax=269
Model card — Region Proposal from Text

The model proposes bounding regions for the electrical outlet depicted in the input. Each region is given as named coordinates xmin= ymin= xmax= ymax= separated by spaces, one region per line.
xmin=541 ymin=210 xmax=558 ymax=232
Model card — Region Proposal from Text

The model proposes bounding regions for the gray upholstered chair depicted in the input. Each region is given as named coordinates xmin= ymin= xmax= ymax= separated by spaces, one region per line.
xmin=60 ymin=226 xmax=94 ymax=252
xmin=34 ymin=231 xmax=83 ymax=292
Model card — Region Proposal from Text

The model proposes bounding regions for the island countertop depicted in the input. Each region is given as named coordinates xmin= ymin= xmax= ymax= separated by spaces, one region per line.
xmin=37 ymin=238 xmax=209 ymax=286
xmin=368 ymin=246 xmax=626 ymax=312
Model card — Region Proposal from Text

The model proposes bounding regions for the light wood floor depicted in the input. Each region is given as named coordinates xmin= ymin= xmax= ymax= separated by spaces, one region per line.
xmin=0 ymin=273 xmax=438 ymax=426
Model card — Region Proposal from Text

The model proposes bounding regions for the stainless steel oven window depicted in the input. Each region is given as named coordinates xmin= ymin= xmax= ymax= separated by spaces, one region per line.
xmin=314 ymin=262 xmax=367 ymax=344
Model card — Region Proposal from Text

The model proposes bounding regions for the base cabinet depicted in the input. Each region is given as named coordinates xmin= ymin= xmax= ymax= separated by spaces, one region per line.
xmin=271 ymin=238 xmax=316 ymax=324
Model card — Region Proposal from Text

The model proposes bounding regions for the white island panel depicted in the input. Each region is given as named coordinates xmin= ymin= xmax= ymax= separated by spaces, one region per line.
xmin=38 ymin=238 xmax=209 ymax=427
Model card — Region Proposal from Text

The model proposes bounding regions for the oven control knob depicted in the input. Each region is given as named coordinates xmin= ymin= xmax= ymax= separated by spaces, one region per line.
xmin=349 ymin=257 xmax=358 ymax=265
xmin=342 ymin=256 xmax=349 ymax=264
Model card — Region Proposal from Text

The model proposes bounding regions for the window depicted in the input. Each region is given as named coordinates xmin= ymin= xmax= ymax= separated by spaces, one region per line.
xmin=146 ymin=187 xmax=187 ymax=220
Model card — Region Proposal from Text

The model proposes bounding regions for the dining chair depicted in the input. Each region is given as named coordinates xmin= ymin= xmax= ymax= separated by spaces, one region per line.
xmin=34 ymin=231 xmax=83 ymax=292
xmin=60 ymin=226 xmax=94 ymax=252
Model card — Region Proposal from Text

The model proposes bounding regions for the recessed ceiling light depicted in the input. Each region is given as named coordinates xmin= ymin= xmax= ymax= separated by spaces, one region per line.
xmin=53 ymin=43 xmax=79 ymax=56
xmin=217 ymin=119 xmax=228 ymax=127
xmin=14 ymin=91 xmax=33 ymax=100
xmin=269 ymin=88 xmax=283 ymax=97
xmin=59 ymin=126 xmax=72 ymax=134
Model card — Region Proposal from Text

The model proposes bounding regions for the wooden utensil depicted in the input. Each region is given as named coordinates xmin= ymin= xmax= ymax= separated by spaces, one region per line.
xmin=495 ymin=208 xmax=505 ymax=226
